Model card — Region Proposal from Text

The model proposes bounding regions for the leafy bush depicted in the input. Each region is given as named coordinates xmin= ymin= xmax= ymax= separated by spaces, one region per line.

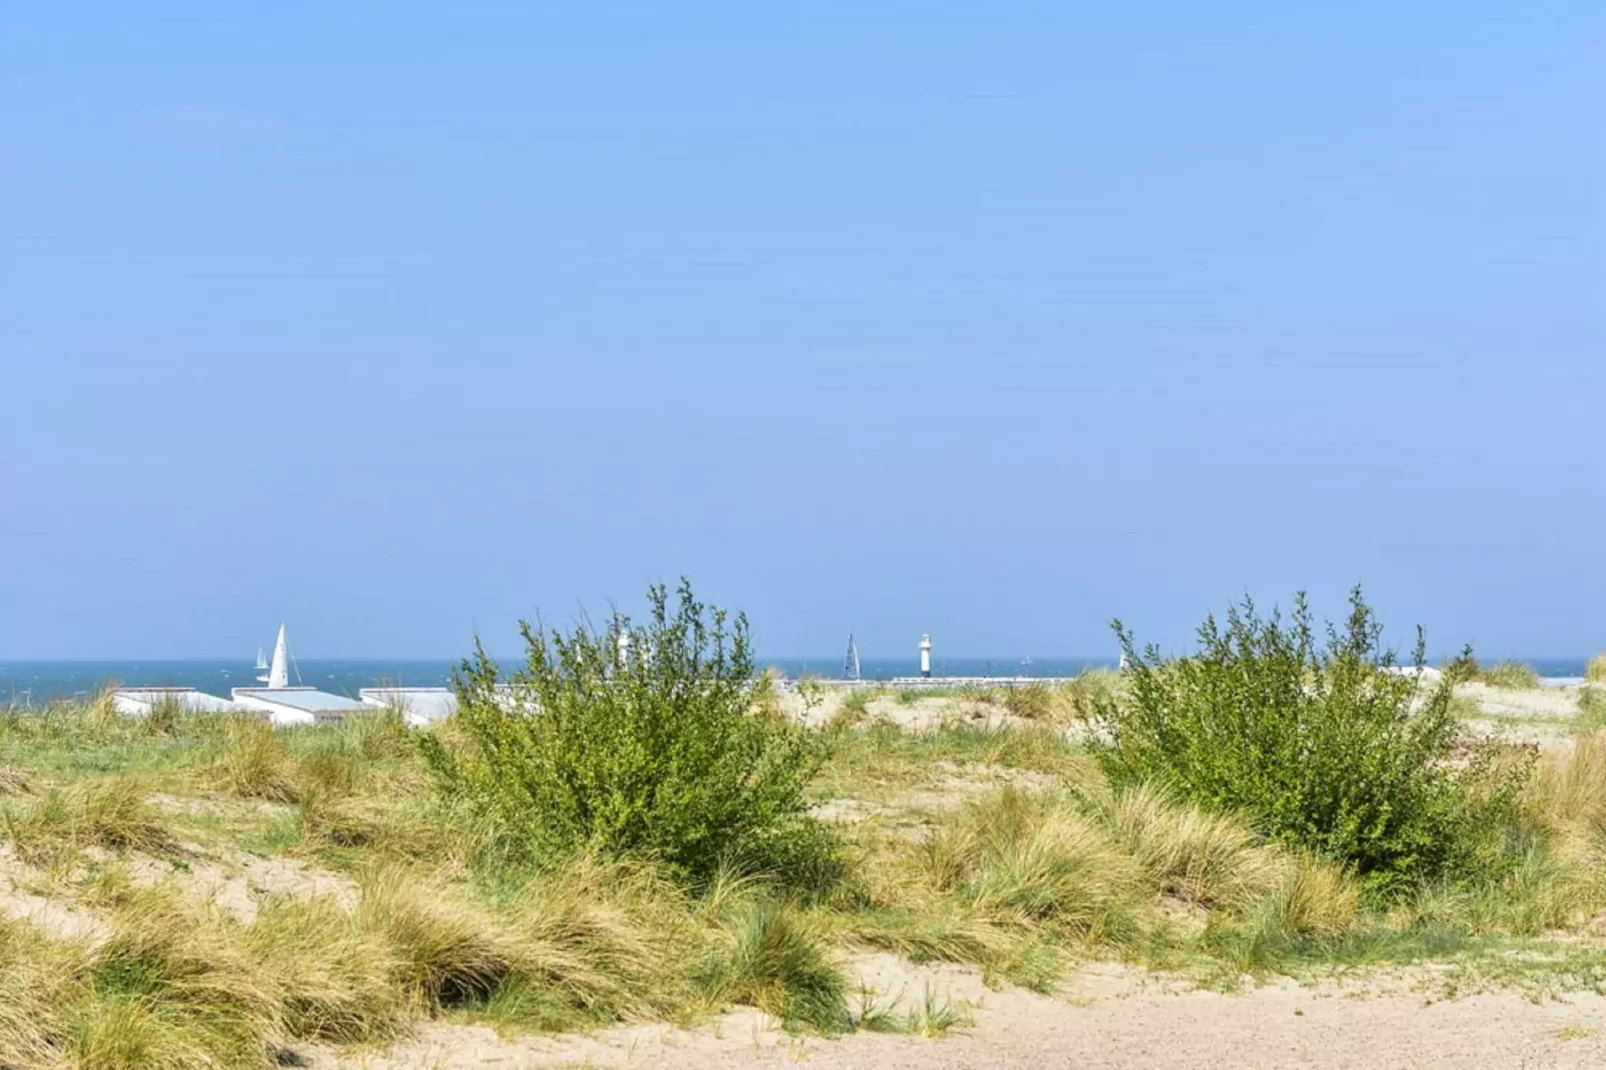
xmin=424 ymin=581 xmax=829 ymax=884
xmin=1092 ymin=588 xmax=1531 ymax=897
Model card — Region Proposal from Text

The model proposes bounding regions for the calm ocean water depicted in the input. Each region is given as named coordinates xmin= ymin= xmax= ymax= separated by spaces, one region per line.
xmin=0 ymin=656 xmax=1588 ymax=705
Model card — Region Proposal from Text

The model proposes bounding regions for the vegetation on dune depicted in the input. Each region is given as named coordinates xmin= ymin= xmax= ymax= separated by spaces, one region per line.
xmin=207 ymin=717 xmax=297 ymax=802
xmin=1478 ymin=660 xmax=1542 ymax=690
xmin=10 ymin=584 xmax=1606 ymax=1067
xmin=1575 ymin=686 xmax=1606 ymax=733
xmin=1587 ymin=653 xmax=1606 ymax=683
xmin=4 ymin=777 xmax=178 ymax=867
xmin=704 ymin=897 xmax=852 ymax=1034
xmin=425 ymin=580 xmax=832 ymax=884
xmin=1092 ymin=588 xmax=1531 ymax=897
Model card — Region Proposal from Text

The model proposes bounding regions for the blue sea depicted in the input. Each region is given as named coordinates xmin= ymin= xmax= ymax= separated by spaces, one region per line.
xmin=1 ymin=656 xmax=1590 ymax=706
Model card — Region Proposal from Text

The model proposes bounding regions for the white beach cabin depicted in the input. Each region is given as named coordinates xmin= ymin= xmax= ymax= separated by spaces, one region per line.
xmin=358 ymin=687 xmax=458 ymax=727
xmin=112 ymin=687 xmax=250 ymax=717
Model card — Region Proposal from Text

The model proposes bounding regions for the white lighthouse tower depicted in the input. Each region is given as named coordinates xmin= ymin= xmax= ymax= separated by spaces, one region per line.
xmin=919 ymin=634 xmax=932 ymax=679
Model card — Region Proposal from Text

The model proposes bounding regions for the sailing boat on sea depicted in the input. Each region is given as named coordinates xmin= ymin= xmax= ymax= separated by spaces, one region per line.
xmin=255 ymin=647 xmax=269 ymax=671
xmin=844 ymin=634 xmax=861 ymax=682
xmin=256 ymin=625 xmax=300 ymax=688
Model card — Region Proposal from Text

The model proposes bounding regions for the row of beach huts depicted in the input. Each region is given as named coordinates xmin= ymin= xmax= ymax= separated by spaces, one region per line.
xmin=110 ymin=625 xmax=458 ymax=728
xmin=103 ymin=625 xmax=1078 ymax=729
xmin=111 ymin=684 xmax=457 ymax=728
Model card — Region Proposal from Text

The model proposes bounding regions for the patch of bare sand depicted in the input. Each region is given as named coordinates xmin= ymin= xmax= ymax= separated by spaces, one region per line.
xmin=1459 ymin=682 xmax=1581 ymax=723
xmin=310 ymin=952 xmax=1606 ymax=1069
xmin=1458 ymin=683 xmax=1585 ymax=749
xmin=147 ymin=791 xmax=296 ymax=819
xmin=814 ymin=762 xmax=1059 ymax=834
xmin=118 ymin=845 xmax=358 ymax=923
xmin=0 ymin=843 xmax=106 ymax=942
xmin=781 ymin=691 xmax=1030 ymax=732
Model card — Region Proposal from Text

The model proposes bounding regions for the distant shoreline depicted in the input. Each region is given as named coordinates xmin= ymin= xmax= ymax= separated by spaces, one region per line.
xmin=1 ymin=656 xmax=1594 ymax=704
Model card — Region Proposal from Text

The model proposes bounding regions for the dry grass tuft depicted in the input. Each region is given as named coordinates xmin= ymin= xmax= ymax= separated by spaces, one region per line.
xmin=1587 ymin=654 xmax=1606 ymax=683
xmin=1094 ymin=782 xmax=1287 ymax=909
xmin=246 ymin=894 xmax=403 ymax=1042
xmin=0 ymin=916 xmax=80 ymax=1066
xmin=1531 ymin=729 xmax=1606 ymax=839
xmin=207 ymin=717 xmax=298 ymax=802
xmin=357 ymin=859 xmax=692 ymax=1029
xmin=707 ymin=897 xmax=850 ymax=1033
xmin=0 ymin=763 xmax=31 ymax=795
xmin=74 ymin=887 xmax=281 ymax=1068
xmin=357 ymin=873 xmax=518 ymax=1010
xmin=5 ymin=777 xmax=177 ymax=867
xmin=1479 ymin=660 xmax=1542 ymax=690
xmin=921 ymin=787 xmax=1144 ymax=942
xmin=1266 ymin=856 xmax=1358 ymax=936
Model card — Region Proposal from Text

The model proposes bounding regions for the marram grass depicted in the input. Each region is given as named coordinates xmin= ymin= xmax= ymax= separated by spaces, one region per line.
xmin=11 ymin=675 xmax=1606 ymax=1065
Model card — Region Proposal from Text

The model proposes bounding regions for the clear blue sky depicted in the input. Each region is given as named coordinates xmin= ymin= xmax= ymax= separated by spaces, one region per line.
xmin=3 ymin=3 xmax=1603 ymax=660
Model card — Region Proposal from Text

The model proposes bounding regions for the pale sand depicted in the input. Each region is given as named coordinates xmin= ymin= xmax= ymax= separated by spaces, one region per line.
xmin=312 ymin=953 xmax=1606 ymax=1069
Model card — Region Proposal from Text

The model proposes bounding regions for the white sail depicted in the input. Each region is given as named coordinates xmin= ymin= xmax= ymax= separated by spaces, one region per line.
xmin=268 ymin=624 xmax=290 ymax=689
xmin=844 ymin=634 xmax=860 ymax=681
xmin=255 ymin=647 xmax=269 ymax=671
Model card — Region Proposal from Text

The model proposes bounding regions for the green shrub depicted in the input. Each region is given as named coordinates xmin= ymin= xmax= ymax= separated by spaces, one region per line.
xmin=1588 ymin=653 xmax=1606 ymax=683
xmin=424 ymin=581 xmax=829 ymax=884
xmin=1092 ymin=588 xmax=1531 ymax=898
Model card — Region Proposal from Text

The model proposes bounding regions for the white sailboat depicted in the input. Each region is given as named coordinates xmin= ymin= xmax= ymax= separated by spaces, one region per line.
xmin=257 ymin=624 xmax=299 ymax=689
xmin=844 ymin=634 xmax=861 ymax=682
xmin=255 ymin=647 xmax=269 ymax=671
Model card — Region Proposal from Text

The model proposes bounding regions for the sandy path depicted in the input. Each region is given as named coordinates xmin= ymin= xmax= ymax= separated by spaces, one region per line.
xmin=317 ymin=955 xmax=1606 ymax=1069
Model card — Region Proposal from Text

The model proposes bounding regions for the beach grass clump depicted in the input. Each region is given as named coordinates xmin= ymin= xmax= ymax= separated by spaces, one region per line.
xmin=0 ymin=763 xmax=30 ymax=795
xmin=244 ymin=895 xmax=402 ymax=1043
xmin=358 ymin=872 xmax=522 ymax=1010
xmin=207 ymin=717 xmax=297 ymax=803
xmin=426 ymin=580 xmax=832 ymax=885
xmin=1207 ymin=856 xmax=1360 ymax=974
xmin=5 ymin=777 xmax=177 ymax=867
xmin=920 ymin=787 xmax=1145 ymax=943
xmin=703 ymin=897 xmax=851 ymax=1034
xmin=66 ymin=887 xmax=282 ymax=1068
xmin=1586 ymin=654 xmax=1606 ymax=683
xmin=824 ymin=687 xmax=874 ymax=732
xmin=1575 ymin=686 xmax=1606 ymax=734
xmin=0 ymin=917 xmax=77 ymax=1066
xmin=355 ymin=858 xmax=698 ymax=1031
xmin=1530 ymin=729 xmax=1606 ymax=836
xmin=1088 ymin=782 xmax=1285 ymax=909
xmin=1092 ymin=588 xmax=1531 ymax=898
xmin=1480 ymin=660 xmax=1542 ymax=690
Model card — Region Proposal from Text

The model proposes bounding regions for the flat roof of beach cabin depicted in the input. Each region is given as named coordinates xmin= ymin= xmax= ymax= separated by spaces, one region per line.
xmin=359 ymin=687 xmax=457 ymax=724
xmin=112 ymin=687 xmax=249 ymax=715
xmin=231 ymin=686 xmax=373 ymax=725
